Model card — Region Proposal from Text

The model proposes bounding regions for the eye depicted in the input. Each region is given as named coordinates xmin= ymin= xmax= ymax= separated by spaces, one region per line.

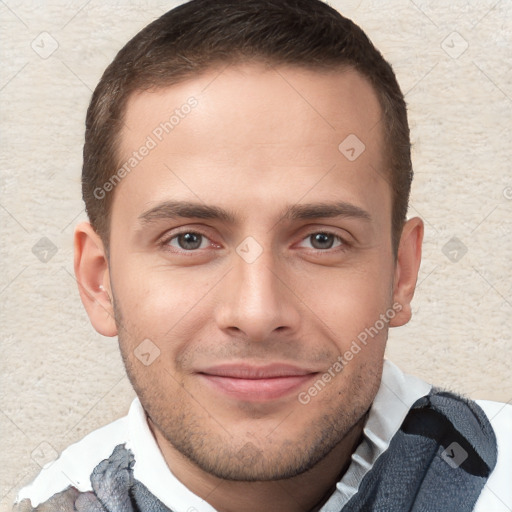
xmin=166 ymin=231 xmax=211 ymax=251
xmin=299 ymin=232 xmax=344 ymax=250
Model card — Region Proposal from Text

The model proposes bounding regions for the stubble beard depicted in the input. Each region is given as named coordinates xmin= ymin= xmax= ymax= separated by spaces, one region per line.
xmin=113 ymin=297 xmax=380 ymax=482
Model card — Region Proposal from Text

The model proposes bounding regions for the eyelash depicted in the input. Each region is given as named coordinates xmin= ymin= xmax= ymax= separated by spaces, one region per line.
xmin=159 ymin=230 xmax=217 ymax=254
xmin=294 ymin=232 xmax=348 ymax=253
xmin=159 ymin=229 xmax=350 ymax=255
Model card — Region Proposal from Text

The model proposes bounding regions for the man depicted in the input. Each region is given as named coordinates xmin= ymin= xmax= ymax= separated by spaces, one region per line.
xmin=14 ymin=0 xmax=510 ymax=510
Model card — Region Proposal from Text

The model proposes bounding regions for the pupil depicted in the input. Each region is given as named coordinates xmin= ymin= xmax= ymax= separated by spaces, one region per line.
xmin=312 ymin=233 xmax=333 ymax=249
xmin=179 ymin=233 xmax=201 ymax=250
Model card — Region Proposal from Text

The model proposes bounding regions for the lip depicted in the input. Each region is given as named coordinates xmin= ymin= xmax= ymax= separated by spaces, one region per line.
xmin=197 ymin=364 xmax=319 ymax=402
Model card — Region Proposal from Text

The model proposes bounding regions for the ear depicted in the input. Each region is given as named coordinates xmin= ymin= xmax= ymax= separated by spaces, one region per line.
xmin=73 ymin=221 xmax=117 ymax=337
xmin=389 ymin=217 xmax=423 ymax=327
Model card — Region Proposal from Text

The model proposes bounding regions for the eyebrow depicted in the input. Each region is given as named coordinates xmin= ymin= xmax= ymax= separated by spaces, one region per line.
xmin=282 ymin=202 xmax=371 ymax=222
xmin=137 ymin=200 xmax=372 ymax=227
xmin=138 ymin=201 xmax=237 ymax=225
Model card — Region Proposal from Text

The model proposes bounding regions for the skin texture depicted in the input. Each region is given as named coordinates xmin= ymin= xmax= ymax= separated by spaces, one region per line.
xmin=74 ymin=63 xmax=423 ymax=512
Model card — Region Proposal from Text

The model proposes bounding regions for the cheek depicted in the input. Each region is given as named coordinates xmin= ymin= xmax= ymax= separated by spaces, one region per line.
xmin=293 ymin=260 xmax=393 ymax=337
xmin=113 ymin=260 xmax=217 ymax=349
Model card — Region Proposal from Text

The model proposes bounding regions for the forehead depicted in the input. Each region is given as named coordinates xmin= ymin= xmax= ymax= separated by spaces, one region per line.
xmin=121 ymin=63 xmax=384 ymax=156
xmin=111 ymin=63 xmax=388 ymax=228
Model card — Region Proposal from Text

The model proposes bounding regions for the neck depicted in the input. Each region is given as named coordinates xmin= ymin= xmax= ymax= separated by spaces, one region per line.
xmin=149 ymin=412 xmax=368 ymax=512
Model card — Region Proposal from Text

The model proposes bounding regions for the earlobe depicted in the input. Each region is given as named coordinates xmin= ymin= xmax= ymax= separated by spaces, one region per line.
xmin=73 ymin=222 xmax=118 ymax=337
xmin=389 ymin=217 xmax=424 ymax=328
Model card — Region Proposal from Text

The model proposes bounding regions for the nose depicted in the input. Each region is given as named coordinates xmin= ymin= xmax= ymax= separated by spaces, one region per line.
xmin=214 ymin=243 xmax=302 ymax=342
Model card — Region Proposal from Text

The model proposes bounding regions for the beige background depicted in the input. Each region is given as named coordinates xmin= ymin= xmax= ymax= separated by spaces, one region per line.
xmin=1 ymin=0 xmax=511 ymax=508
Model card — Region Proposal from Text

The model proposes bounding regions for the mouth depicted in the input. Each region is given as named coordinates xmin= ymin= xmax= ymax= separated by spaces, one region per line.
xmin=197 ymin=363 xmax=319 ymax=402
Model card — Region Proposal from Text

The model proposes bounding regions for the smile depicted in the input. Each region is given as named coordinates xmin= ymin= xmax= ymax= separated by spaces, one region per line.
xmin=197 ymin=364 xmax=319 ymax=402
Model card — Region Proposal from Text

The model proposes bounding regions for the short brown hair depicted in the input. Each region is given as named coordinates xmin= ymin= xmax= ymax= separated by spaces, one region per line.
xmin=82 ymin=0 xmax=412 ymax=256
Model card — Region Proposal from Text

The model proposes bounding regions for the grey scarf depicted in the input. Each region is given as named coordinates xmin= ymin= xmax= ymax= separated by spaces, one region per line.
xmin=15 ymin=389 xmax=497 ymax=512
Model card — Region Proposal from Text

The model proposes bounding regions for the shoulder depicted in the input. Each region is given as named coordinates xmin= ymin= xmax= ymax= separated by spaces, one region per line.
xmin=474 ymin=400 xmax=512 ymax=512
xmin=14 ymin=411 xmax=130 ymax=509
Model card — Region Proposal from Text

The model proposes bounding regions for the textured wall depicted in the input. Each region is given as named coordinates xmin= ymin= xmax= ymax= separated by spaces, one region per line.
xmin=0 ymin=0 xmax=511 ymax=509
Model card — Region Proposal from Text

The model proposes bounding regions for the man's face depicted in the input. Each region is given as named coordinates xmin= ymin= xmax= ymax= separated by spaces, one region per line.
xmin=108 ymin=63 xmax=396 ymax=480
